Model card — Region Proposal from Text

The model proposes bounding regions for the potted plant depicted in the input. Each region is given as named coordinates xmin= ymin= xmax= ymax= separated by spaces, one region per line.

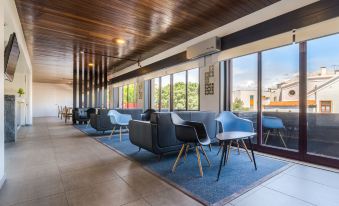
xmin=17 ymin=88 xmax=25 ymax=97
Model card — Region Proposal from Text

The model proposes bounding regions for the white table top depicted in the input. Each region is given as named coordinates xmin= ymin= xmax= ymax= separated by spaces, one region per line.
xmin=216 ymin=131 xmax=256 ymax=141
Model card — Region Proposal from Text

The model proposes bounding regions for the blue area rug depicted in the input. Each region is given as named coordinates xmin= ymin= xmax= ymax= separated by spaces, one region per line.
xmin=95 ymin=135 xmax=290 ymax=206
xmin=74 ymin=124 xmax=128 ymax=136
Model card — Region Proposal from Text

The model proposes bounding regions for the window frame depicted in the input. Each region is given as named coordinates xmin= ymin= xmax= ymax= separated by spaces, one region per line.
xmin=222 ymin=36 xmax=339 ymax=169
xmin=149 ymin=68 xmax=200 ymax=112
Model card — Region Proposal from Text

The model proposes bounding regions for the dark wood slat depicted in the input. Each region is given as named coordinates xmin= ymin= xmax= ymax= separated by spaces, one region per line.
xmin=72 ymin=48 xmax=77 ymax=124
xmin=110 ymin=0 xmax=339 ymax=84
xmin=99 ymin=56 xmax=103 ymax=107
xmin=94 ymin=55 xmax=98 ymax=107
xmin=78 ymin=52 xmax=83 ymax=108
xmin=84 ymin=52 xmax=88 ymax=107
xmin=15 ymin=0 xmax=278 ymax=83
xmin=72 ymin=49 xmax=77 ymax=108
xmin=88 ymin=52 xmax=93 ymax=107
xmin=104 ymin=57 xmax=108 ymax=108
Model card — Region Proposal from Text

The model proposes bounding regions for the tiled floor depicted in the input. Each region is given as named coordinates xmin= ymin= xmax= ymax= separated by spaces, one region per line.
xmin=0 ymin=117 xmax=338 ymax=206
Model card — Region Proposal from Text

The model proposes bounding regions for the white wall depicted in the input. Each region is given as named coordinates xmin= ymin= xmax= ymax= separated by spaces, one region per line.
xmin=4 ymin=0 xmax=33 ymax=125
xmin=0 ymin=0 xmax=5 ymax=189
xmin=33 ymin=83 xmax=73 ymax=117
xmin=199 ymin=55 xmax=220 ymax=113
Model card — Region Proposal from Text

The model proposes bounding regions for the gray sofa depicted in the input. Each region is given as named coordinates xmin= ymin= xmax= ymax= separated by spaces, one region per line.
xmin=90 ymin=108 xmax=143 ymax=132
xmin=129 ymin=111 xmax=217 ymax=156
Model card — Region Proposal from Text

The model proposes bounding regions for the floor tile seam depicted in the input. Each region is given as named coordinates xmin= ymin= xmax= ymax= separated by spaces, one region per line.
xmin=61 ymin=173 xmax=124 ymax=194
xmin=2 ymin=192 xmax=67 ymax=206
xmin=284 ymin=173 xmax=339 ymax=191
xmin=262 ymin=185 xmax=317 ymax=206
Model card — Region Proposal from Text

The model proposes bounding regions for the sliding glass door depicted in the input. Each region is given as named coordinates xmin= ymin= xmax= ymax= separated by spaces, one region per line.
xmin=231 ymin=54 xmax=258 ymax=143
xmin=307 ymin=34 xmax=339 ymax=159
xmin=262 ymin=44 xmax=299 ymax=150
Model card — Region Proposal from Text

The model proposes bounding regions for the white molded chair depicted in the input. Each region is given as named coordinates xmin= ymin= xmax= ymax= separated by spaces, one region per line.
xmin=107 ymin=110 xmax=132 ymax=141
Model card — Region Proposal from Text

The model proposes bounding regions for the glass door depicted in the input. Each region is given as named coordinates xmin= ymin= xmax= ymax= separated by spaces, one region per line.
xmin=261 ymin=44 xmax=300 ymax=151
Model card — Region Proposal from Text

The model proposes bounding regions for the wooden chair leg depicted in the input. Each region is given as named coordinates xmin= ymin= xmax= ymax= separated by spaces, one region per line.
xmin=119 ymin=126 xmax=122 ymax=142
xmin=172 ymin=144 xmax=186 ymax=173
xmin=184 ymin=144 xmax=190 ymax=161
xmin=110 ymin=126 xmax=115 ymax=138
xmin=226 ymin=140 xmax=232 ymax=163
xmin=236 ymin=140 xmax=240 ymax=155
xmin=195 ymin=146 xmax=203 ymax=177
xmin=241 ymin=139 xmax=253 ymax=162
xmin=217 ymin=142 xmax=223 ymax=155
xmin=264 ymin=130 xmax=270 ymax=144
xmin=199 ymin=145 xmax=211 ymax=167
xmin=278 ymin=131 xmax=287 ymax=148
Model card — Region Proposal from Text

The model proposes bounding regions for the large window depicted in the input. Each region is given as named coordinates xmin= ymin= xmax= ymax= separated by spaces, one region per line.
xmin=149 ymin=68 xmax=200 ymax=111
xmin=123 ymin=85 xmax=128 ymax=109
xmin=187 ymin=68 xmax=199 ymax=110
xmin=307 ymin=34 xmax=339 ymax=159
xmin=151 ymin=78 xmax=160 ymax=111
xmin=173 ymin=71 xmax=187 ymax=110
xmin=262 ymin=44 xmax=299 ymax=150
xmin=122 ymin=84 xmax=137 ymax=109
xmin=118 ymin=86 xmax=123 ymax=108
xmin=231 ymin=54 xmax=258 ymax=141
xmin=161 ymin=75 xmax=170 ymax=111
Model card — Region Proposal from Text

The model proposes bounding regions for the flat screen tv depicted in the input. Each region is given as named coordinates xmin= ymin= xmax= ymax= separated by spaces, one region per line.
xmin=4 ymin=33 xmax=20 ymax=82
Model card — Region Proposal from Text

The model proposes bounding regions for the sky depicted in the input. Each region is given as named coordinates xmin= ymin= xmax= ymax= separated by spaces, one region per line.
xmin=232 ymin=33 xmax=339 ymax=91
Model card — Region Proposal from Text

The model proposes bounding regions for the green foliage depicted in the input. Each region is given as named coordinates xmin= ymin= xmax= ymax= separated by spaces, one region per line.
xmin=232 ymin=97 xmax=249 ymax=111
xmin=17 ymin=88 xmax=25 ymax=97
xmin=153 ymin=82 xmax=199 ymax=110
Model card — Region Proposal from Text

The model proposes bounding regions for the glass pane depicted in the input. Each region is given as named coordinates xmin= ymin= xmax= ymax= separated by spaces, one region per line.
xmin=231 ymin=54 xmax=258 ymax=143
xmin=262 ymin=44 xmax=299 ymax=150
xmin=151 ymin=78 xmax=160 ymax=111
xmin=173 ymin=71 xmax=187 ymax=110
xmin=123 ymin=85 xmax=128 ymax=109
xmin=187 ymin=68 xmax=199 ymax=110
xmin=161 ymin=75 xmax=171 ymax=111
xmin=307 ymin=34 xmax=339 ymax=159
xmin=118 ymin=87 xmax=123 ymax=108
xmin=127 ymin=84 xmax=136 ymax=108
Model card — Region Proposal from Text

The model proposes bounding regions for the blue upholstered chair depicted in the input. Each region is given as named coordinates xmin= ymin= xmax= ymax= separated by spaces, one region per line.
xmin=262 ymin=116 xmax=287 ymax=148
xmin=215 ymin=111 xmax=254 ymax=162
xmin=107 ymin=110 xmax=132 ymax=142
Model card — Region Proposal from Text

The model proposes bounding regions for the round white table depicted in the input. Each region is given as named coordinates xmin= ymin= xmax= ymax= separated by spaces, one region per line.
xmin=216 ymin=131 xmax=257 ymax=181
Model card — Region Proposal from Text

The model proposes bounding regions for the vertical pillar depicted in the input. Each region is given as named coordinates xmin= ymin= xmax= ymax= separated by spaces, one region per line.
xmin=84 ymin=53 xmax=88 ymax=108
xmin=257 ymin=53 xmax=262 ymax=145
xmin=94 ymin=55 xmax=98 ymax=107
xmin=99 ymin=56 xmax=103 ymax=107
xmin=72 ymin=50 xmax=77 ymax=123
xmin=299 ymin=42 xmax=307 ymax=155
xmin=88 ymin=52 xmax=93 ymax=108
xmin=104 ymin=57 xmax=108 ymax=108
xmin=78 ymin=52 xmax=83 ymax=108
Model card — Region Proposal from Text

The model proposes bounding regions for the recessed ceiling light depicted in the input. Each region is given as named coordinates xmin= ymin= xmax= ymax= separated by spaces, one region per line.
xmin=88 ymin=63 xmax=94 ymax=67
xmin=115 ymin=38 xmax=126 ymax=44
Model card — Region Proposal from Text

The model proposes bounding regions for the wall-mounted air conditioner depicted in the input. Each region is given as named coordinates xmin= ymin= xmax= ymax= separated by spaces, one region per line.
xmin=186 ymin=37 xmax=221 ymax=59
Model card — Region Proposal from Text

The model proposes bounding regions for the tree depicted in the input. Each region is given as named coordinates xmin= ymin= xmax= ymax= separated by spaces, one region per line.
xmin=232 ymin=97 xmax=246 ymax=111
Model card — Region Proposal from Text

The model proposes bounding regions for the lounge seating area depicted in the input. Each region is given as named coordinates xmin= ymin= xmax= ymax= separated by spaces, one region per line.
xmin=2 ymin=1 xmax=339 ymax=206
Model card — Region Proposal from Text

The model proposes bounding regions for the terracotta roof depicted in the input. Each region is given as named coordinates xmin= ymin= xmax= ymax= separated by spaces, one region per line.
xmin=265 ymin=100 xmax=316 ymax=107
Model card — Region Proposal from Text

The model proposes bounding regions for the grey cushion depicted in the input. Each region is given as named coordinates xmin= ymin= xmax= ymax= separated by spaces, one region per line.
xmin=129 ymin=111 xmax=217 ymax=155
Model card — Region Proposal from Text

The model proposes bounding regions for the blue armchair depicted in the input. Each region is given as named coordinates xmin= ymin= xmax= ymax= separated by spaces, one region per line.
xmin=262 ymin=116 xmax=287 ymax=148
xmin=215 ymin=111 xmax=254 ymax=162
xmin=107 ymin=110 xmax=132 ymax=141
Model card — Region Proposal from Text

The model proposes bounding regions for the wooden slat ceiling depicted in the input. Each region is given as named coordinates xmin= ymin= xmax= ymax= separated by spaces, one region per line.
xmin=15 ymin=0 xmax=279 ymax=83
